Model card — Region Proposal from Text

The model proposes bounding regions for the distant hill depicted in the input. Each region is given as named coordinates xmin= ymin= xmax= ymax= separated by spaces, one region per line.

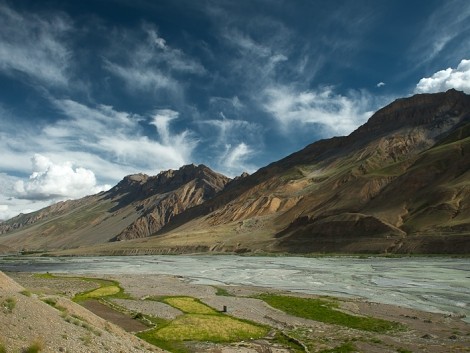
xmin=0 ymin=164 xmax=230 ymax=251
xmin=1 ymin=89 xmax=469 ymax=254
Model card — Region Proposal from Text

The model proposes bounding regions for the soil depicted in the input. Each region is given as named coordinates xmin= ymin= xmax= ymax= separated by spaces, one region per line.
xmin=81 ymin=299 xmax=148 ymax=332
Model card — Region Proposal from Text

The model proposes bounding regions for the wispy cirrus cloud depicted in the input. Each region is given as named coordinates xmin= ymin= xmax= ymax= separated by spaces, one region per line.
xmin=50 ymin=100 xmax=197 ymax=172
xmin=103 ymin=23 xmax=205 ymax=93
xmin=199 ymin=118 xmax=260 ymax=176
xmin=415 ymin=59 xmax=470 ymax=94
xmin=2 ymin=100 xmax=198 ymax=183
xmin=0 ymin=2 xmax=72 ymax=87
xmin=409 ymin=0 xmax=470 ymax=65
xmin=197 ymin=94 xmax=263 ymax=176
xmin=220 ymin=143 xmax=256 ymax=176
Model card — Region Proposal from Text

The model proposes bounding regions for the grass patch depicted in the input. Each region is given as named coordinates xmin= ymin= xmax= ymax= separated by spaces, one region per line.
xmin=214 ymin=286 xmax=234 ymax=297
xmin=33 ymin=272 xmax=55 ymax=279
xmin=2 ymin=297 xmax=16 ymax=313
xmin=257 ymin=294 xmax=404 ymax=333
xmin=22 ymin=338 xmax=44 ymax=353
xmin=319 ymin=342 xmax=356 ymax=353
xmin=272 ymin=331 xmax=306 ymax=353
xmin=152 ymin=314 xmax=267 ymax=342
xmin=31 ymin=272 xmax=130 ymax=302
xmin=0 ymin=342 xmax=6 ymax=353
xmin=136 ymin=332 xmax=188 ymax=353
xmin=80 ymin=285 xmax=120 ymax=298
xmin=163 ymin=297 xmax=217 ymax=314
xmin=73 ymin=278 xmax=129 ymax=302
xmin=140 ymin=296 xmax=268 ymax=353
xmin=42 ymin=297 xmax=58 ymax=307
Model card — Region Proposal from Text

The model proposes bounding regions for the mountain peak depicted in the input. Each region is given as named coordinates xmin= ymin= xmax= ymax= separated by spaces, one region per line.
xmin=351 ymin=89 xmax=470 ymax=140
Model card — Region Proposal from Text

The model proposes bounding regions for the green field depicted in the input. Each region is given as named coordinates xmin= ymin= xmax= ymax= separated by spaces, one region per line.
xmin=258 ymin=294 xmax=404 ymax=333
xmin=139 ymin=296 xmax=268 ymax=352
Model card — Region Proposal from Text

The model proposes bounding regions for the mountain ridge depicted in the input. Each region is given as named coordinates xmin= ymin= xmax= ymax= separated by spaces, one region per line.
xmin=1 ymin=89 xmax=469 ymax=254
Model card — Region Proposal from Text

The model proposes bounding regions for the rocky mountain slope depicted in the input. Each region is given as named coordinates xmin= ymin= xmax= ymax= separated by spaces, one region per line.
xmin=0 ymin=164 xmax=229 ymax=251
xmin=1 ymin=89 xmax=469 ymax=254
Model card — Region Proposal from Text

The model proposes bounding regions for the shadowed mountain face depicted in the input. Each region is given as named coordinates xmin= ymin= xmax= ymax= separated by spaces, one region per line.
xmin=1 ymin=89 xmax=469 ymax=254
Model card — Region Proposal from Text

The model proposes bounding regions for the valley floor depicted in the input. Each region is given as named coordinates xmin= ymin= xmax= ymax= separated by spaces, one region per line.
xmin=1 ymin=271 xmax=469 ymax=353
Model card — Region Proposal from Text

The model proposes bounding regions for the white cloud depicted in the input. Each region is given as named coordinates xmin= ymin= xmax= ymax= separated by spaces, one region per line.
xmin=220 ymin=143 xmax=256 ymax=176
xmin=0 ymin=155 xmax=110 ymax=221
xmin=0 ymin=173 xmax=59 ymax=220
xmin=415 ymin=59 xmax=470 ymax=94
xmin=261 ymin=85 xmax=373 ymax=136
xmin=50 ymin=101 xmax=197 ymax=173
xmin=0 ymin=3 xmax=72 ymax=86
xmin=14 ymin=154 xmax=109 ymax=201
xmin=376 ymin=82 xmax=386 ymax=88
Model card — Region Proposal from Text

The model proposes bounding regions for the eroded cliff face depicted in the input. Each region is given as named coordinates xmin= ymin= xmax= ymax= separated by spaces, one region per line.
xmin=112 ymin=166 xmax=230 ymax=241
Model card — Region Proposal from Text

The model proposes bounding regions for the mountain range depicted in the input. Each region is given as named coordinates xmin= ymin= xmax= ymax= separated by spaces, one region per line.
xmin=1 ymin=89 xmax=469 ymax=255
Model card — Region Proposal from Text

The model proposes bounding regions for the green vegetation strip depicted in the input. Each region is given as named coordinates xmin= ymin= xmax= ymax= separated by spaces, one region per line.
xmin=32 ymin=273 xmax=129 ymax=301
xmin=138 ymin=296 xmax=268 ymax=353
xmin=258 ymin=294 xmax=404 ymax=333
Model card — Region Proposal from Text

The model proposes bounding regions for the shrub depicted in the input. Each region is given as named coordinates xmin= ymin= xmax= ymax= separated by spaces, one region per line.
xmin=3 ymin=297 xmax=16 ymax=313
xmin=22 ymin=338 xmax=44 ymax=353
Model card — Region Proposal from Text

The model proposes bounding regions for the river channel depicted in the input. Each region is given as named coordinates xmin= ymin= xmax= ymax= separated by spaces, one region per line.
xmin=0 ymin=255 xmax=468 ymax=321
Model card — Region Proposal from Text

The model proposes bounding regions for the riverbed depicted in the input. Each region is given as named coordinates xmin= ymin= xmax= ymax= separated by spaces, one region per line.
xmin=1 ymin=255 xmax=468 ymax=320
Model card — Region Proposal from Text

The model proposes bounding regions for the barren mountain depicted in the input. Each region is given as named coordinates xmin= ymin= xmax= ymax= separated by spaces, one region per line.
xmin=1 ymin=89 xmax=469 ymax=254
xmin=0 ymin=164 xmax=229 ymax=251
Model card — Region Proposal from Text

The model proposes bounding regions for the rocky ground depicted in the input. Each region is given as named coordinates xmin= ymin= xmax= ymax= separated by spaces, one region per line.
xmin=0 ymin=272 xmax=159 ymax=353
xmin=2 ymin=271 xmax=470 ymax=353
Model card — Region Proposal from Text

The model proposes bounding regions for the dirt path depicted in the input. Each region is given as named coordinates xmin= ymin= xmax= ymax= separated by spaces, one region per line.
xmin=81 ymin=299 xmax=148 ymax=332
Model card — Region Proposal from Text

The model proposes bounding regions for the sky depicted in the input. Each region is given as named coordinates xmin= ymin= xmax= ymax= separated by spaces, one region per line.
xmin=1 ymin=0 xmax=470 ymax=220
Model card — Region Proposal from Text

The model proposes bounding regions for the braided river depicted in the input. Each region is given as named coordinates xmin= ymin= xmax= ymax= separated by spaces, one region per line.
xmin=1 ymin=255 xmax=468 ymax=321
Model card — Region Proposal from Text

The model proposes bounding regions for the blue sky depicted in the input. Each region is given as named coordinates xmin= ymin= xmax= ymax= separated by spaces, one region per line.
xmin=1 ymin=0 xmax=470 ymax=220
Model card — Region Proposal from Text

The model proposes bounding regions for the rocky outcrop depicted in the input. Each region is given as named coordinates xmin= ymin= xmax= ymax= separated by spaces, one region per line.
xmin=112 ymin=165 xmax=229 ymax=241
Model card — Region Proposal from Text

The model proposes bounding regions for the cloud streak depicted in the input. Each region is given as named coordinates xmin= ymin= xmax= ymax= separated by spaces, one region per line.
xmin=103 ymin=23 xmax=205 ymax=93
xmin=0 ymin=3 xmax=72 ymax=87
xmin=410 ymin=0 xmax=470 ymax=65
